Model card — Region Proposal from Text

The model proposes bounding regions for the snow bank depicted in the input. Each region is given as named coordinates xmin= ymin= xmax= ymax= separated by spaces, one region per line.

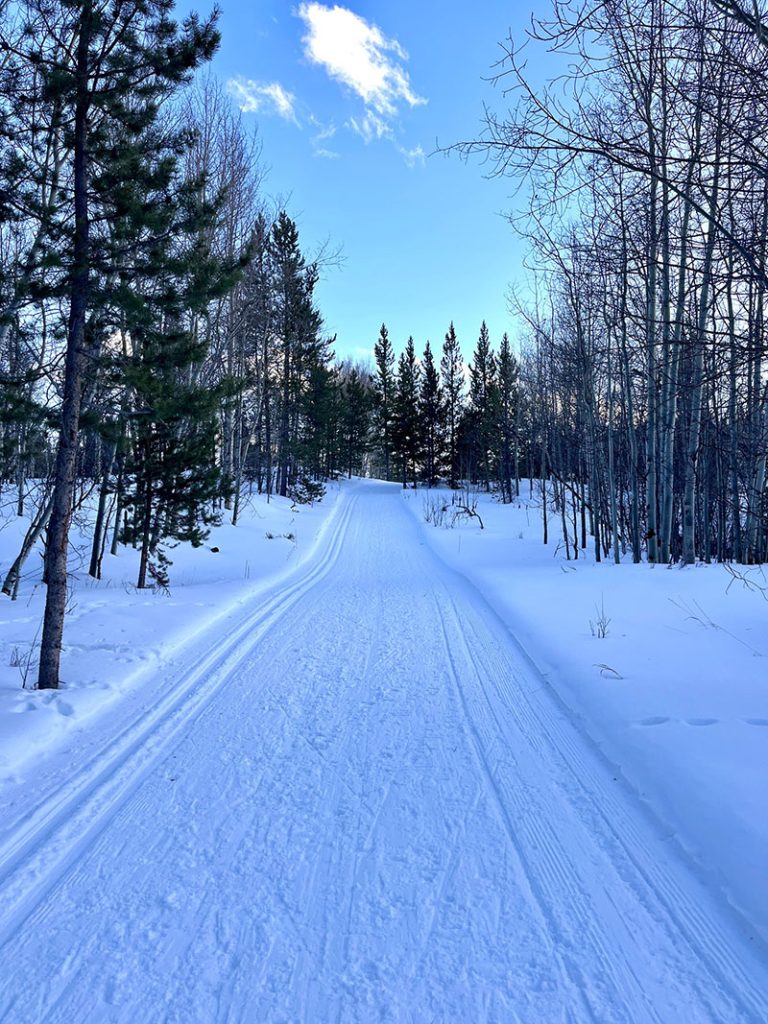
xmin=405 ymin=485 xmax=768 ymax=945
xmin=0 ymin=483 xmax=344 ymax=786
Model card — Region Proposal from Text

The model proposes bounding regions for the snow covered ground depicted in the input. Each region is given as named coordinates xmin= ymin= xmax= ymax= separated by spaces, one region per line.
xmin=0 ymin=481 xmax=342 ymax=784
xmin=404 ymin=483 xmax=768 ymax=948
xmin=0 ymin=479 xmax=766 ymax=1022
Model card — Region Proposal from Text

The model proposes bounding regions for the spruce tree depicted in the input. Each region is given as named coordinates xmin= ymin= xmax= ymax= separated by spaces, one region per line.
xmin=393 ymin=336 xmax=421 ymax=488
xmin=497 ymin=332 xmax=520 ymax=501
xmin=419 ymin=340 xmax=444 ymax=487
xmin=269 ymin=213 xmax=323 ymax=499
xmin=270 ymin=212 xmax=304 ymax=497
xmin=467 ymin=321 xmax=499 ymax=490
xmin=440 ymin=322 xmax=464 ymax=488
xmin=339 ymin=364 xmax=373 ymax=478
xmin=373 ymin=323 xmax=395 ymax=480
xmin=238 ymin=212 xmax=276 ymax=500
xmin=296 ymin=329 xmax=335 ymax=493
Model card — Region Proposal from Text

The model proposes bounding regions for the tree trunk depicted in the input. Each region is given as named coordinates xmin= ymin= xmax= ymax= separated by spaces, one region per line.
xmin=37 ymin=6 xmax=92 ymax=689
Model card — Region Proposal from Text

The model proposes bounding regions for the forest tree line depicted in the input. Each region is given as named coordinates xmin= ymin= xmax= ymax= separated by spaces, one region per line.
xmin=0 ymin=0 xmax=364 ymax=688
xmin=455 ymin=0 xmax=768 ymax=568
xmin=4 ymin=0 xmax=768 ymax=690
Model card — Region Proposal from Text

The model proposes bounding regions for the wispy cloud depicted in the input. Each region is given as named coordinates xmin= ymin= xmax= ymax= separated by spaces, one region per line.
xmin=297 ymin=4 xmax=426 ymax=125
xmin=348 ymin=111 xmax=392 ymax=143
xmin=228 ymin=8 xmax=426 ymax=166
xmin=398 ymin=144 xmax=426 ymax=168
xmin=227 ymin=79 xmax=299 ymax=124
xmin=308 ymin=115 xmax=340 ymax=158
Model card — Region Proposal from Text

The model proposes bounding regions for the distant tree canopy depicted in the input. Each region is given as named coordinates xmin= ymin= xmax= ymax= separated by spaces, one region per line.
xmin=4 ymin=0 xmax=768 ymax=693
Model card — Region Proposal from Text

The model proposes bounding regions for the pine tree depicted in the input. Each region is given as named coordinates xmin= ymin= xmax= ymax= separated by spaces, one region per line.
xmin=270 ymin=212 xmax=306 ymax=498
xmin=467 ymin=321 xmax=499 ymax=490
xmin=419 ymin=340 xmax=444 ymax=487
xmin=441 ymin=322 xmax=464 ymax=488
xmin=373 ymin=323 xmax=396 ymax=480
xmin=393 ymin=336 xmax=421 ymax=488
xmin=264 ymin=213 xmax=326 ymax=499
xmin=497 ymin=332 xmax=520 ymax=501
xmin=296 ymin=329 xmax=336 ymax=494
xmin=339 ymin=363 xmax=373 ymax=478
xmin=111 ymin=162 xmax=240 ymax=590
xmin=238 ymin=212 xmax=276 ymax=500
xmin=34 ymin=0 xmax=220 ymax=689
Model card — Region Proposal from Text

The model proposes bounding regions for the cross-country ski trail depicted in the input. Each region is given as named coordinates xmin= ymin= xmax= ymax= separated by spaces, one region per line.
xmin=0 ymin=480 xmax=766 ymax=1023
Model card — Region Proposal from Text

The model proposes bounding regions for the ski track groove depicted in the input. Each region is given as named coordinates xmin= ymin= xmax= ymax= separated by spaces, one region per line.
xmin=0 ymin=482 xmax=766 ymax=1023
xmin=431 ymin=590 xmax=600 ymax=1024
xmin=0 ymin=488 xmax=359 ymax=955
xmin=449 ymin=575 xmax=767 ymax=1023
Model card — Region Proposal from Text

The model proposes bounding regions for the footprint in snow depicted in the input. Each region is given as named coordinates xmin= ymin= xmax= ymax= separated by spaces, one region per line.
xmin=685 ymin=718 xmax=717 ymax=726
xmin=638 ymin=716 xmax=670 ymax=726
xmin=745 ymin=718 xmax=768 ymax=727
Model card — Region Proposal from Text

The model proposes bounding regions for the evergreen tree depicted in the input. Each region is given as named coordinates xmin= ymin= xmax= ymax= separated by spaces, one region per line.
xmin=467 ymin=321 xmax=499 ymax=490
xmin=441 ymin=322 xmax=464 ymax=488
xmin=296 ymin=329 xmax=336 ymax=493
xmin=32 ymin=0 xmax=220 ymax=689
xmin=419 ymin=340 xmax=444 ymax=487
xmin=270 ymin=212 xmax=305 ymax=498
xmin=497 ymin=332 xmax=520 ymax=501
xmin=238 ymin=212 xmax=276 ymax=500
xmin=393 ymin=336 xmax=421 ymax=488
xmin=339 ymin=363 xmax=373 ymax=478
xmin=268 ymin=213 xmax=324 ymax=499
xmin=373 ymin=323 xmax=395 ymax=480
xmin=111 ymin=158 xmax=240 ymax=589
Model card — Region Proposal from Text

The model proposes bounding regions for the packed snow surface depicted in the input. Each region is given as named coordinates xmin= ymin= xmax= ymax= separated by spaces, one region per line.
xmin=0 ymin=480 xmax=766 ymax=1022
xmin=0 ymin=483 xmax=337 ymax=779
xmin=405 ymin=484 xmax=768 ymax=948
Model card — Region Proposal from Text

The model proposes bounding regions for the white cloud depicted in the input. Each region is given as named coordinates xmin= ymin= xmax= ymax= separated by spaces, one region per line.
xmin=308 ymin=115 xmax=340 ymax=158
xmin=297 ymin=3 xmax=426 ymax=121
xmin=348 ymin=111 xmax=392 ymax=143
xmin=310 ymin=118 xmax=337 ymax=142
xmin=347 ymin=118 xmax=426 ymax=167
xmin=398 ymin=144 xmax=426 ymax=168
xmin=227 ymin=79 xmax=299 ymax=124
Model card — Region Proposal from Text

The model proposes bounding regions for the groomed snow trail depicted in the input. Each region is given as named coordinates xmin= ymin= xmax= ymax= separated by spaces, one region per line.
xmin=0 ymin=482 xmax=766 ymax=1024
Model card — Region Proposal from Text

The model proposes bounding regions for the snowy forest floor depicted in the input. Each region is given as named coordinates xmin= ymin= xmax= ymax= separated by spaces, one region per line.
xmin=0 ymin=482 xmax=343 ymax=781
xmin=404 ymin=483 xmax=768 ymax=951
xmin=0 ymin=478 xmax=766 ymax=1022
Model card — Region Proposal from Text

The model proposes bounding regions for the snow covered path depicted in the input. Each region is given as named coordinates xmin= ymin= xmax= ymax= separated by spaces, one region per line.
xmin=0 ymin=481 xmax=766 ymax=1023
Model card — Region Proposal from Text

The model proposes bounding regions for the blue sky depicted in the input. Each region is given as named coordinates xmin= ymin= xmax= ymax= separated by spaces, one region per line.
xmin=196 ymin=2 xmax=534 ymax=362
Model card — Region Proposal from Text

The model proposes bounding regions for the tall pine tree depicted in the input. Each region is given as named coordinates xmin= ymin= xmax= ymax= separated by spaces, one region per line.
xmin=374 ymin=323 xmax=395 ymax=480
xmin=33 ymin=0 xmax=220 ymax=689
xmin=393 ymin=336 xmax=421 ymax=488
xmin=419 ymin=340 xmax=444 ymax=487
xmin=110 ymin=160 xmax=241 ymax=589
xmin=441 ymin=322 xmax=464 ymax=489
xmin=497 ymin=332 xmax=520 ymax=501
xmin=467 ymin=321 xmax=499 ymax=490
